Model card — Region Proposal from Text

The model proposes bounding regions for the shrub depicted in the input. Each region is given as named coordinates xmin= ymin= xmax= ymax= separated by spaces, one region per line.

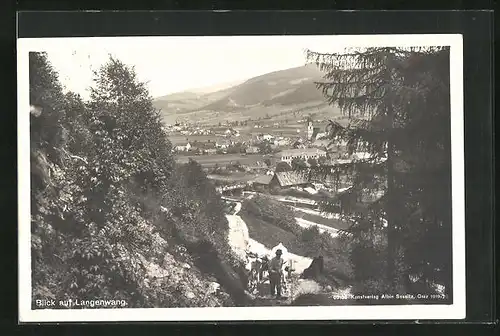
xmin=242 ymin=194 xmax=299 ymax=235
xmin=29 ymin=53 xmax=239 ymax=308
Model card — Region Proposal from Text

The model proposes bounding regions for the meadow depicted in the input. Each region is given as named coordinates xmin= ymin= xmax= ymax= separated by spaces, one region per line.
xmin=175 ymin=153 xmax=266 ymax=167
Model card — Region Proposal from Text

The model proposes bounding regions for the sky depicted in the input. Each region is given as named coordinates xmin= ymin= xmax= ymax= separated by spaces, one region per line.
xmin=23 ymin=34 xmax=455 ymax=100
xmin=38 ymin=35 xmax=352 ymax=100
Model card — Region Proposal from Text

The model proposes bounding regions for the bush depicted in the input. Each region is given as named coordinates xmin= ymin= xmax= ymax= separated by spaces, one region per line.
xmin=30 ymin=53 xmax=239 ymax=308
xmin=242 ymin=194 xmax=300 ymax=235
xmin=240 ymin=195 xmax=353 ymax=284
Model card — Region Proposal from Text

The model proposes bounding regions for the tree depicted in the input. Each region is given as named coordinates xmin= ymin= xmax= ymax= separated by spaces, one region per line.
xmin=307 ymin=157 xmax=318 ymax=168
xmin=306 ymin=47 xmax=452 ymax=296
xmin=275 ymin=161 xmax=292 ymax=172
xmin=257 ymin=141 xmax=272 ymax=154
xmin=30 ymin=53 xmax=246 ymax=308
xmin=317 ymin=156 xmax=328 ymax=166
xmin=29 ymin=52 xmax=68 ymax=164
xmin=88 ymin=56 xmax=174 ymax=194
xmin=291 ymin=157 xmax=308 ymax=171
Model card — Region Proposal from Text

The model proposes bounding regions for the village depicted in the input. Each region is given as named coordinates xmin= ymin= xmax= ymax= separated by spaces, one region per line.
xmin=165 ymin=116 xmax=386 ymax=223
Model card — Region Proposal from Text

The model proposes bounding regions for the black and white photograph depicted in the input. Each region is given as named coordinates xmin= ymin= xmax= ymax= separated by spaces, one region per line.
xmin=18 ymin=34 xmax=465 ymax=322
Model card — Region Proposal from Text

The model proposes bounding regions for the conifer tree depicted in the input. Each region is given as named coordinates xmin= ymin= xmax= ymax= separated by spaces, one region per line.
xmin=306 ymin=47 xmax=452 ymax=295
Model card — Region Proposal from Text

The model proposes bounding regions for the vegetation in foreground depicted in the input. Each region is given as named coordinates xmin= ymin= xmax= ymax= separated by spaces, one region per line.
xmin=30 ymin=52 xmax=249 ymax=308
xmin=306 ymin=46 xmax=452 ymax=299
xmin=240 ymin=195 xmax=353 ymax=287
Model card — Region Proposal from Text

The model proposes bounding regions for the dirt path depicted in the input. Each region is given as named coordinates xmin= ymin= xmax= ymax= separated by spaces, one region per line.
xmin=225 ymin=195 xmax=352 ymax=305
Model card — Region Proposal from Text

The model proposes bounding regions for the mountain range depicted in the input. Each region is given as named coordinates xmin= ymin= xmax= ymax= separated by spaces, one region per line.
xmin=153 ymin=64 xmax=344 ymax=125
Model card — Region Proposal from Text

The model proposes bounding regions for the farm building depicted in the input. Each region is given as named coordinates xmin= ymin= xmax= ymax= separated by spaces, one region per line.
xmin=175 ymin=142 xmax=191 ymax=152
xmin=274 ymin=148 xmax=327 ymax=164
xmin=245 ymin=146 xmax=259 ymax=154
xmin=269 ymin=171 xmax=310 ymax=189
xmin=327 ymin=185 xmax=386 ymax=215
xmin=204 ymin=148 xmax=217 ymax=155
xmin=216 ymin=140 xmax=232 ymax=149
xmin=250 ymin=174 xmax=273 ymax=191
xmin=197 ymin=141 xmax=217 ymax=154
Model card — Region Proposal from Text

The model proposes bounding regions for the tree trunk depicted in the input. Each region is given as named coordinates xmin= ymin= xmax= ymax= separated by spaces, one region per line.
xmin=386 ymin=137 xmax=396 ymax=289
xmin=385 ymin=53 xmax=397 ymax=289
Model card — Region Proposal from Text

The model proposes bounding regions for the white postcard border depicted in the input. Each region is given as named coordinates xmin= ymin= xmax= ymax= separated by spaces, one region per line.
xmin=17 ymin=34 xmax=465 ymax=322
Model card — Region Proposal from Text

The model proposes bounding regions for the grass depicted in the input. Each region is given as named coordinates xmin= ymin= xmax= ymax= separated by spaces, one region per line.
xmin=293 ymin=209 xmax=352 ymax=231
xmin=175 ymin=154 xmax=265 ymax=167
xmin=239 ymin=212 xmax=308 ymax=256
xmin=208 ymin=173 xmax=259 ymax=183
xmin=168 ymin=135 xmax=222 ymax=145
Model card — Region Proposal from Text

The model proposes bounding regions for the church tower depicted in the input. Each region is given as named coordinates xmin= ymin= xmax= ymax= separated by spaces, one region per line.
xmin=306 ymin=118 xmax=314 ymax=140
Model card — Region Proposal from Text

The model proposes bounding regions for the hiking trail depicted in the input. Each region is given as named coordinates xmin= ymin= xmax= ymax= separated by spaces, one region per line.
xmin=225 ymin=195 xmax=352 ymax=305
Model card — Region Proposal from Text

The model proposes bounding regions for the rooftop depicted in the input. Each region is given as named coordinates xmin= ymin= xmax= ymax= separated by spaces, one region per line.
xmin=275 ymin=148 xmax=327 ymax=158
xmin=252 ymin=174 xmax=273 ymax=185
xmin=273 ymin=171 xmax=309 ymax=187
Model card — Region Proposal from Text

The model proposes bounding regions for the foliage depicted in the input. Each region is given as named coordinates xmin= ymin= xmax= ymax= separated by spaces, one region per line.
xmin=291 ymin=157 xmax=308 ymax=170
xmin=30 ymin=53 xmax=238 ymax=308
xmin=241 ymin=195 xmax=352 ymax=280
xmin=168 ymin=159 xmax=234 ymax=263
xmin=275 ymin=161 xmax=292 ymax=172
xmin=307 ymin=157 xmax=318 ymax=168
xmin=242 ymin=195 xmax=300 ymax=235
xmin=257 ymin=141 xmax=273 ymax=154
xmin=306 ymin=46 xmax=452 ymax=297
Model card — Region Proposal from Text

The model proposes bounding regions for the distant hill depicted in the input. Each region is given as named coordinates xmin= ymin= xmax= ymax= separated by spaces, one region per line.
xmin=154 ymin=64 xmax=344 ymax=125
xmin=153 ymin=82 xmax=242 ymax=116
xmin=189 ymin=80 xmax=246 ymax=94
xmin=198 ymin=64 xmax=325 ymax=111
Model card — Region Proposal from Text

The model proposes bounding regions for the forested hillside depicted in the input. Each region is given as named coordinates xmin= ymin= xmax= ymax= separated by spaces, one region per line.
xmin=30 ymin=52 xmax=249 ymax=308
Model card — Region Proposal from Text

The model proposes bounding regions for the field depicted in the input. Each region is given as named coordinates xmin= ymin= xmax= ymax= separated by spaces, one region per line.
xmin=239 ymin=212 xmax=306 ymax=255
xmin=175 ymin=153 xmax=266 ymax=167
xmin=293 ymin=208 xmax=352 ymax=231
xmin=168 ymin=134 xmax=223 ymax=145
xmin=208 ymin=172 xmax=260 ymax=183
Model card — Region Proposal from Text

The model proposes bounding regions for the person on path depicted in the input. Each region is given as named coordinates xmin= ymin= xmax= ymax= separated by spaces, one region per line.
xmin=269 ymin=249 xmax=285 ymax=299
xmin=259 ymin=255 xmax=269 ymax=282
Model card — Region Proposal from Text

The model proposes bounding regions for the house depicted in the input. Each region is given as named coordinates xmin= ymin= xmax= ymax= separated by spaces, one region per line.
xmin=275 ymin=148 xmax=327 ymax=164
xmin=311 ymin=139 xmax=331 ymax=149
xmin=251 ymin=174 xmax=273 ymax=190
xmin=216 ymin=141 xmax=231 ymax=149
xmin=352 ymin=152 xmax=373 ymax=161
xmin=273 ymin=138 xmax=290 ymax=146
xmin=204 ymin=148 xmax=217 ymax=155
xmin=245 ymin=146 xmax=259 ymax=154
xmin=292 ymin=138 xmax=306 ymax=149
xmin=269 ymin=171 xmax=310 ymax=189
xmin=197 ymin=141 xmax=217 ymax=154
xmin=175 ymin=142 xmax=191 ymax=152
xmin=316 ymin=132 xmax=327 ymax=139
xmin=199 ymin=141 xmax=217 ymax=149
xmin=224 ymin=128 xmax=239 ymax=136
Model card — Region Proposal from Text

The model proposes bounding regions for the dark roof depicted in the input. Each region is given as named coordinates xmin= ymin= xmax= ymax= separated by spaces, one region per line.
xmin=199 ymin=142 xmax=217 ymax=149
xmin=273 ymin=171 xmax=309 ymax=187
xmin=275 ymin=148 xmax=326 ymax=158
xmin=252 ymin=174 xmax=273 ymax=185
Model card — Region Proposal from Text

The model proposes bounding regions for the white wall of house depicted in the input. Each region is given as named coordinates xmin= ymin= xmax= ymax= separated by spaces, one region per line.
xmin=279 ymin=152 xmax=326 ymax=164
